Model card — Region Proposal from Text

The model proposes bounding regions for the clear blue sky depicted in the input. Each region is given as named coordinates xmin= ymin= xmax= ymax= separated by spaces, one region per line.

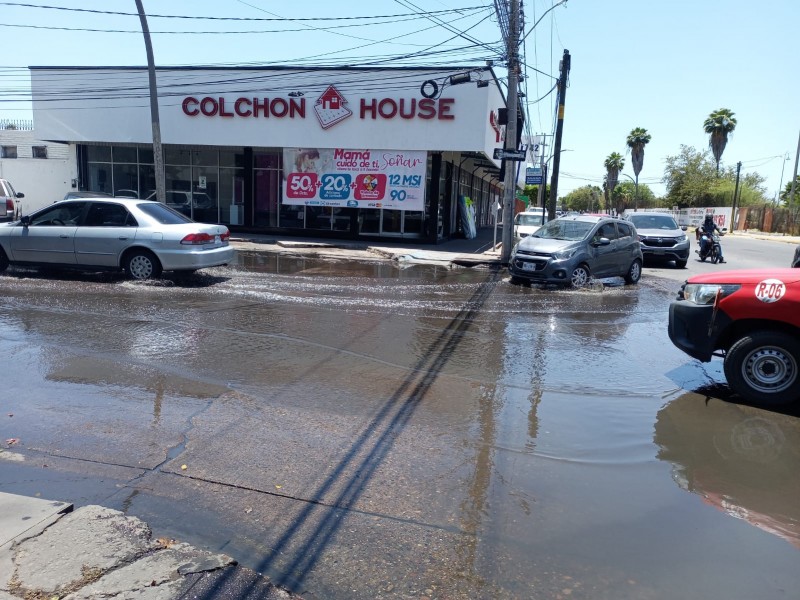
xmin=1 ymin=0 xmax=797 ymax=200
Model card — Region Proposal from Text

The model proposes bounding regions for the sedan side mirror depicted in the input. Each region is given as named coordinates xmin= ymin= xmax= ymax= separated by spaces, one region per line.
xmin=20 ymin=215 xmax=30 ymax=226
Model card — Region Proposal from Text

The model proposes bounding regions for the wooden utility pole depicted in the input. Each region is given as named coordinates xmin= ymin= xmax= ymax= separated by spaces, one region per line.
xmin=547 ymin=49 xmax=570 ymax=220
xmin=500 ymin=0 xmax=521 ymax=263
xmin=135 ymin=0 xmax=166 ymax=204
xmin=730 ymin=161 xmax=741 ymax=232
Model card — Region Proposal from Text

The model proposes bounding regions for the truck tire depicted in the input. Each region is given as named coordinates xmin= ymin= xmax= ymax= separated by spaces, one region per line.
xmin=723 ymin=331 xmax=800 ymax=406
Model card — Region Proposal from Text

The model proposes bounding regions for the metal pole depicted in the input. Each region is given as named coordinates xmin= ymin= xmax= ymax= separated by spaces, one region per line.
xmin=135 ymin=0 xmax=166 ymax=204
xmin=547 ymin=49 xmax=571 ymax=221
xmin=789 ymin=129 xmax=800 ymax=204
xmin=500 ymin=0 xmax=521 ymax=263
xmin=776 ymin=153 xmax=789 ymax=203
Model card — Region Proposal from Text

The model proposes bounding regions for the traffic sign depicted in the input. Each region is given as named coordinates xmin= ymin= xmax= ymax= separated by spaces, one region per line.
xmin=493 ymin=148 xmax=527 ymax=161
xmin=525 ymin=167 xmax=543 ymax=185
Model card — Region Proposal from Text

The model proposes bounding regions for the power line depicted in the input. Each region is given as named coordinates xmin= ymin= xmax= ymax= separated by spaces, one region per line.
xmin=0 ymin=2 xmax=489 ymax=22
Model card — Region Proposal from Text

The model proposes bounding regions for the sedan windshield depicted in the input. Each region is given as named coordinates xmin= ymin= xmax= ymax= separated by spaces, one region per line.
xmin=532 ymin=220 xmax=595 ymax=241
xmin=629 ymin=215 xmax=677 ymax=230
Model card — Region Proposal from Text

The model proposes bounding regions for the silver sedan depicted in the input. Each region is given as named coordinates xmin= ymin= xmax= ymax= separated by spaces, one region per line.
xmin=0 ymin=198 xmax=234 ymax=280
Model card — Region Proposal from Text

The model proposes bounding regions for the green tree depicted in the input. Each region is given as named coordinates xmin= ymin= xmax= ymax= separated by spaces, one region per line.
xmin=611 ymin=181 xmax=657 ymax=212
xmin=625 ymin=127 xmax=651 ymax=209
xmin=604 ymin=152 xmax=625 ymax=214
xmin=522 ymin=183 xmax=549 ymax=208
xmin=562 ymin=185 xmax=602 ymax=212
xmin=703 ymin=108 xmax=737 ymax=175
xmin=664 ymin=145 xmax=768 ymax=207
xmin=779 ymin=175 xmax=800 ymax=205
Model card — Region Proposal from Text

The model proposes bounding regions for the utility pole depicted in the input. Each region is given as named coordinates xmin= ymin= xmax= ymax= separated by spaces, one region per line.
xmin=730 ymin=161 xmax=741 ymax=233
xmin=547 ymin=49 xmax=571 ymax=221
xmin=500 ymin=0 xmax=521 ymax=263
xmin=790 ymin=129 xmax=800 ymax=204
xmin=135 ymin=0 xmax=166 ymax=204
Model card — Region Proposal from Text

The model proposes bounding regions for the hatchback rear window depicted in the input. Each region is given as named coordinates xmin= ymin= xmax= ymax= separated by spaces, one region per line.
xmin=136 ymin=202 xmax=193 ymax=224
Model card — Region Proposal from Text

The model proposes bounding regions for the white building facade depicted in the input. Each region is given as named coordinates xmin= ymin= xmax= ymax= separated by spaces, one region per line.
xmin=31 ymin=66 xmax=511 ymax=242
xmin=0 ymin=122 xmax=76 ymax=213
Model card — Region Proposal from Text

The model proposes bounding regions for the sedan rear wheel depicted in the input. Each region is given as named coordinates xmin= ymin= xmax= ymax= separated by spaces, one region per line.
xmin=570 ymin=264 xmax=591 ymax=288
xmin=125 ymin=250 xmax=162 ymax=280
xmin=0 ymin=248 xmax=8 ymax=273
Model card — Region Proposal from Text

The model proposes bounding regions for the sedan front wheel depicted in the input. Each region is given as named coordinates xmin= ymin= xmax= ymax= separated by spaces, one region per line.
xmin=124 ymin=250 xmax=163 ymax=280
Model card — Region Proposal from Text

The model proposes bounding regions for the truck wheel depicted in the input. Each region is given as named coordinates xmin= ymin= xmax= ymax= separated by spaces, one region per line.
xmin=724 ymin=331 xmax=800 ymax=406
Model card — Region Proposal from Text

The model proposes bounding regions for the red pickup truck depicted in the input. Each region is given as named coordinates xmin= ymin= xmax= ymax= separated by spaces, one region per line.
xmin=668 ymin=268 xmax=800 ymax=406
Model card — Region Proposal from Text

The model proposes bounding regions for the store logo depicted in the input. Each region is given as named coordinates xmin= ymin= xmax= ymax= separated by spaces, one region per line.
xmin=314 ymin=85 xmax=352 ymax=130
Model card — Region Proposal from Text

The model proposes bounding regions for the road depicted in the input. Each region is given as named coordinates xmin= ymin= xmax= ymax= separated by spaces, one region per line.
xmin=0 ymin=236 xmax=798 ymax=600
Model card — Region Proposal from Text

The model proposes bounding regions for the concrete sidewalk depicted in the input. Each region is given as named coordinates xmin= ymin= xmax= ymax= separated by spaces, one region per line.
xmin=230 ymin=226 xmax=504 ymax=268
xmin=1 ymin=493 xmax=298 ymax=600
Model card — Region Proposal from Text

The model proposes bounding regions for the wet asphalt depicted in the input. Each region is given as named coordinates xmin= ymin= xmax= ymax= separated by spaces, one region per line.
xmin=0 ymin=230 xmax=798 ymax=600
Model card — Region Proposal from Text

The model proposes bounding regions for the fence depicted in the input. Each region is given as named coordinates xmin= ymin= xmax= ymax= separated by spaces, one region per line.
xmin=0 ymin=119 xmax=34 ymax=131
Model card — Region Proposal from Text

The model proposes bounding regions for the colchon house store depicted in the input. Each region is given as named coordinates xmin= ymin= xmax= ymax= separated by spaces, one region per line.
xmin=31 ymin=66 xmax=507 ymax=242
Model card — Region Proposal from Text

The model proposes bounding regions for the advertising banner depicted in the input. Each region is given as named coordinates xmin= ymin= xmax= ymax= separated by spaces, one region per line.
xmin=282 ymin=148 xmax=427 ymax=211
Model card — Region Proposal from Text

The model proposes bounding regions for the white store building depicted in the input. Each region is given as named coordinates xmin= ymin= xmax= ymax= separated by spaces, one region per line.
xmin=31 ymin=65 xmax=515 ymax=242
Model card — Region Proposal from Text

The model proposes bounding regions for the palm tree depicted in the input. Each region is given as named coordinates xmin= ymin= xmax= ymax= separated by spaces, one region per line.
xmin=604 ymin=152 xmax=625 ymax=214
xmin=703 ymin=108 xmax=737 ymax=175
xmin=626 ymin=127 xmax=651 ymax=210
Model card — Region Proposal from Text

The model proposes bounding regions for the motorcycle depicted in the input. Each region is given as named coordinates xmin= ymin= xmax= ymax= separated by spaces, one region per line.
xmin=697 ymin=231 xmax=724 ymax=263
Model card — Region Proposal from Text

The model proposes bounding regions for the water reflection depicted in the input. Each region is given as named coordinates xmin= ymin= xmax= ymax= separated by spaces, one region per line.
xmin=655 ymin=393 xmax=800 ymax=549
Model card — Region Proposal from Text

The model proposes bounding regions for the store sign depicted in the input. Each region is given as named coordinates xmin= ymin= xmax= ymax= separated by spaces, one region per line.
xmin=282 ymin=148 xmax=426 ymax=210
xmin=181 ymin=85 xmax=456 ymax=131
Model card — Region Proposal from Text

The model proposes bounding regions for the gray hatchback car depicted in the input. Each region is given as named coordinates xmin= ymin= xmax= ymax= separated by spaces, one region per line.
xmin=508 ymin=215 xmax=643 ymax=287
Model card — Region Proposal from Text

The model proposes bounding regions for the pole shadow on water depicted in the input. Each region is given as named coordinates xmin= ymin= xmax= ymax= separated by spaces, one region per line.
xmin=192 ymin=270 xmax=501 ymax=598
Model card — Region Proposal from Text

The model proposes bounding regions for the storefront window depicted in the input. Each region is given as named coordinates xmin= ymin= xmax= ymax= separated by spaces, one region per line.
xmin=113 ymin=163 xmax=139 ymax=198
xmin=112 ymin=146 xmax=137 ymax=163
xmin=88 ymin=163 xmax=112 ymax=195
xmin=253 ymin=152 xmax=280 ymax=227
xmin=164 ymin=146 xmax=193 ymax=166
xmin=86 ymin=146 xmax=111 ymax=162
xmin=219 ymin=167 xmax=244 ymax=225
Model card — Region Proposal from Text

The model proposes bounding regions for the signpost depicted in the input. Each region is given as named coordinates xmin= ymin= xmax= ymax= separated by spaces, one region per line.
xmin=494 ymin=148 xmax=526 ymax=161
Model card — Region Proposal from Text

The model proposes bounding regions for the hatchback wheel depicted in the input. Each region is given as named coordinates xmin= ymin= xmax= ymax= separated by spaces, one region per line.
xmin=570 ymin=264 xmax=591 ymax=288
xmin=125 ymin=250 xmax=162 ymax=280
xmin=624 ymin=259 xmax=642 ymax=284
xmin=724 ymin=331 xmax=800 ymax=406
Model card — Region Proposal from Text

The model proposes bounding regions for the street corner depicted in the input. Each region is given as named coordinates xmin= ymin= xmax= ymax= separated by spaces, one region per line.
xmin=2 ymin=504 xmax=237 ymax=599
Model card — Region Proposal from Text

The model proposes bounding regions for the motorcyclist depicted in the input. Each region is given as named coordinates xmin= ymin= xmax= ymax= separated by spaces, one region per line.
xmin=697 ymin=215 xmax=725 ymax=262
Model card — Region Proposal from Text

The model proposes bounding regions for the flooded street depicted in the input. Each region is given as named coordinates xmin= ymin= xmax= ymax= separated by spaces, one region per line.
xmin=1 ymin=254 xmax=798 ymax=599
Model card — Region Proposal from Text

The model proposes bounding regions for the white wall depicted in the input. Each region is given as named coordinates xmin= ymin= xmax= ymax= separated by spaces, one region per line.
xmin=0 ymin=130 xmax=77 ymax=213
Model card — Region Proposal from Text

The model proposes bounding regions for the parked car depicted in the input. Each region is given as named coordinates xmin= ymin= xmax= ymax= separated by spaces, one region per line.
xmin=0 ymin=198 xmax=234 ymax=280
xmin=0 ymin=179 xmax=24 ymax=221
xmin=508 ymin=214 xmax=643 ymax=287
xmin=792 ymin=245 xmax=800 ymax=268
xmin=626 ymin=212 xmax=690 ymax=268
xmin=513 ymin=208 xmax=547 ymax=240
xmin=668 ymin=268 xmax=800 ymax=406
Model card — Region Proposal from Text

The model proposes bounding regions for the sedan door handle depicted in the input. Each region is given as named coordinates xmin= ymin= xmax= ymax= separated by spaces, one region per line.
xmin=60 ymin=234 xmax=70 ymax=238
xmin=118 ymin=236 xmax=129 ymax=240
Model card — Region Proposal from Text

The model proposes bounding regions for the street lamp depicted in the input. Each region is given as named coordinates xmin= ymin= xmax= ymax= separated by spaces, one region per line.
xmin=777 ymin=153 xmax=790 ymax=203
xmin=618 ymin=173 xmax=636 ymax=213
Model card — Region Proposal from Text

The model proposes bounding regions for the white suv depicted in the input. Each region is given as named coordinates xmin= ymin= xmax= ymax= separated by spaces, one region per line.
xmin=0 ymin=179 xmax=23 ymax=221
